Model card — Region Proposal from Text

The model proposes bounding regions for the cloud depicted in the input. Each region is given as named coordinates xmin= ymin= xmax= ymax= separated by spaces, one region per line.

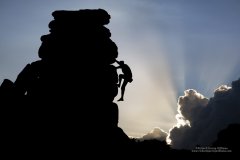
xmin=168 ymin=78 xmax=240 ymax=149
xmin=140 ymin=127 xmax=168 ymax=141
xmin=212 ymin=123 xmax=240 ymax=151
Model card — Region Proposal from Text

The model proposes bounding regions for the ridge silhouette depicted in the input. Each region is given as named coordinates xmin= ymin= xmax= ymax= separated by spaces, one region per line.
xmin=0 ymin=9 xmax=131 ymax=155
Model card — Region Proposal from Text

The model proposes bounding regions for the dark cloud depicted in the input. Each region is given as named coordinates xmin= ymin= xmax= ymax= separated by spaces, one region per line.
xmin=168 ymin=78 xmax=240 ymax=149
xmin=212 ymin=123 xmax=240 ymax=151
xmin=140 ymin=127 xmax=168 ymax=141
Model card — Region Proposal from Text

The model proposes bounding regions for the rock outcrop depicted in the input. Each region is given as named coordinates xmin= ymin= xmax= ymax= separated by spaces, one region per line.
xmin=1 ymin=9 xmax=130 ymax=154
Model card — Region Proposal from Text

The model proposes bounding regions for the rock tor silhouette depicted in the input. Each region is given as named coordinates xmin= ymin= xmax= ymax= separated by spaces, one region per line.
xmin=0 ymin=9 xmax=131 ymax=155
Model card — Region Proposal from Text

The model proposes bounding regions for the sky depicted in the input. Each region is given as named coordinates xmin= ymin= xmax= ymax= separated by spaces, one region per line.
xmin=1 ymin=0 xmax=240 ymax=140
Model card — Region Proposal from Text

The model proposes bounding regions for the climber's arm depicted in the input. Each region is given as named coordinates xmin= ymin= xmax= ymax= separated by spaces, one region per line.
xmin=116 ymin=66 xmax=122 ymax=69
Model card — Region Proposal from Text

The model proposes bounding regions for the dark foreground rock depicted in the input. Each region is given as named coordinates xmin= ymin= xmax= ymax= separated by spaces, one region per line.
xmin=0 ymin=9 xmax=130 ymax=156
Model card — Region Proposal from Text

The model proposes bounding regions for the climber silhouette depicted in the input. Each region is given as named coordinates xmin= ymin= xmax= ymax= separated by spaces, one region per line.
xmin=116 ymin=60 xmax=133 ymax=101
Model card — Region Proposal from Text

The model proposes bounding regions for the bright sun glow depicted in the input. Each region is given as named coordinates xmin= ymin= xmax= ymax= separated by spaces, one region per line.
xmin=115 ymin=43 xmax=178 ymax=137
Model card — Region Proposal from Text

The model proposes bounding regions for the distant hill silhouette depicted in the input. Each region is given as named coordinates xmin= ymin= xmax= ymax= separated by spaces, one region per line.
xmin=0 ymin=9 xmax=130 ymax=155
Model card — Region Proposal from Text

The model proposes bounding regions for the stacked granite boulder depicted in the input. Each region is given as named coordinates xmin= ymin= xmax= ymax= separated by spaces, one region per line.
xmin=1 ymin=9 xmax=130 ymax=154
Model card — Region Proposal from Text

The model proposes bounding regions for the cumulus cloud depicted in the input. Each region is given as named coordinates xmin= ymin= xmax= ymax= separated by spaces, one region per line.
xmin=168 ymin=78 xmax=240 ymax=149
xmin=140 ymin=127 xmax=168 ymax=141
